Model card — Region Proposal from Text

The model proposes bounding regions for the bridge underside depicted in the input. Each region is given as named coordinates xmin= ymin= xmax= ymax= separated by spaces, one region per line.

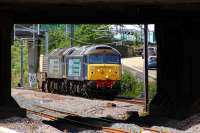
xmin=0 ymin=1 xmax=200 ymax=119
xmin=150 ymin=22 xmax=200 ymax=119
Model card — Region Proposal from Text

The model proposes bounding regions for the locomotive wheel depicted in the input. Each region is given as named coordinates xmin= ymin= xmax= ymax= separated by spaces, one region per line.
xmin=44 ymin=81 xmax=48 ymax=93
xmin=58 ymin=80 xmax=61 ymax=93
xmin=76 ymin=83 xmax=80 ymax=95
xmin=73 ymin=82 xmax=77 ymax=95
xmin=41 ymin=81 xmax=46 ymax=92
xmin=82 ymin=83 xmax=88 ymax=97
xmin=66 ymin=80 xmax=70 ymax=94
xmin=50 ymin=80 xmax=55 ymax=93
xmin=54 ymin=80 xmax=57 ymax=93
xmin=69 ymin=82 xmax=73 ymax=95
xmin=61 ymin=80 xmax=65 ymax=94
xmin=47 ymin=79 xmax=51 ymax=92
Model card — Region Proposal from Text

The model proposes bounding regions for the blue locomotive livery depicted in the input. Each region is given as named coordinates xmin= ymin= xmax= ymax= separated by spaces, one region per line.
xmin=37 ymin=45 xmax=121 ymax=97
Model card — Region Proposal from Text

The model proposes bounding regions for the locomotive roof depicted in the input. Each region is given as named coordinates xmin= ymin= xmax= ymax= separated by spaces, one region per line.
xmin=84 ymin=45 xmax=121 ymax=56
xmin=69 ymin=45 xmax=121 ymax=56
xmin=69 ymin=45 xmax=90 ymax=56
xmin=48 ymin=45 xmax=121 ymax=57
xmin=48 ymin=48 xmax=71 ymax=57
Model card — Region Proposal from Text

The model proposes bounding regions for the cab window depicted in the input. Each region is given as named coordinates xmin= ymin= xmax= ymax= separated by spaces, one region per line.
xmin=87 ymin=55 xmax=120 ymax=64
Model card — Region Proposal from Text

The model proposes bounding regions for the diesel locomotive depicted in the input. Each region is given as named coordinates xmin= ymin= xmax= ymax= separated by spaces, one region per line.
xmin=37 ymin=45 xmax=122 ymax=97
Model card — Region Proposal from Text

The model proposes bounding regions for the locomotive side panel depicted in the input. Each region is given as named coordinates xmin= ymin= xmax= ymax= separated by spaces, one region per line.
xmin=47 ymin=48 xmax=70 ymax=79
xmin=65 ymin=56 xmax=85 ymax=80
xmin=47 ymin=57 xmax=63 ymax=78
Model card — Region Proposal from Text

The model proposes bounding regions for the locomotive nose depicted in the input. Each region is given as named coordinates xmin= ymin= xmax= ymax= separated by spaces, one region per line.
xmin=88 ymin=64 xmax=121 ymax=80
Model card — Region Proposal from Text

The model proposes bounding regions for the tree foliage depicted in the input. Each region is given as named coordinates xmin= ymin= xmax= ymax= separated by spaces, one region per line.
xmin=48 ymin=29 xmax=69 ymax=51
xmin=44 ymin=24 xmax=114 ymax=52
xmin=121 ymin=71 xmax=157 ymax=99
xmin=74 ymin=24 xmax=113 ymax=46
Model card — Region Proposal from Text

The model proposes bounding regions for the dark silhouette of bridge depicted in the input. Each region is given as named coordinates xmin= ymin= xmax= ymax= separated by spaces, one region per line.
xmin=0 ymin=0 xmax=200 ymax=119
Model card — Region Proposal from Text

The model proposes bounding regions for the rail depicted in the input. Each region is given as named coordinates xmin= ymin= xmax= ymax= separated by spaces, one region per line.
xmin=27 ymin=107 xmax=131 ymax=133
xmin=26 ymin=105 xmax=170 ymax=133
xmin=113 ymin=97 xmax=145 ymax=105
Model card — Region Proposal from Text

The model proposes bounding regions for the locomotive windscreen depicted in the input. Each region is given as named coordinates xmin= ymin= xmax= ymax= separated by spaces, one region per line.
xmin=96 ymin=47 xmax=112 ymax=49
xmin=87 ymin=55 xmax=120 ymax=64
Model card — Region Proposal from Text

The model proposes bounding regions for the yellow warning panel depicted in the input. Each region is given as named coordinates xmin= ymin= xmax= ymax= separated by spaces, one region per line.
xmin=87 ymin=64 xmax=121 ymax=80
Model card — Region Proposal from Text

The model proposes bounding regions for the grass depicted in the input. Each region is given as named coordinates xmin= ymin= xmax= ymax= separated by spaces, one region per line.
xmin=120 ymin=71 xmax=157 ymax=99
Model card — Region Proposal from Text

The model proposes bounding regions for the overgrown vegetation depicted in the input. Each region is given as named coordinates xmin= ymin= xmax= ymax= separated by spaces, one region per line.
xmin=121 ymin=71 xmax=143 ymax=97
xmin=11 ymin=41 xmax=29 ymax=87
xmin=148 ymin=80 xmax=157 ymax=99
xmin=120 ymin=71 xmax=157 ymax=99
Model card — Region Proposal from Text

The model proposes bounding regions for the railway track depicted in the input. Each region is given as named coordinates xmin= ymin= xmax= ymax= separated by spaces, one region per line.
xmin=26 ymin=105 xmax=170 ymax=133
xmin=113 ymin=98 xmax=145 ymax=105
xmin=27 ymin=106 xmax=131 ymax=133
xmin=34 ymin=105 xmax=115 ymax=123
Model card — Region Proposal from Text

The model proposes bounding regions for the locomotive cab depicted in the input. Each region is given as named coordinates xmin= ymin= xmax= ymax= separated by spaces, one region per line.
xmin=84 ymin=45 xmax=121 ymax=93
xmin=87 ymin=55 xmax=121 ymax=80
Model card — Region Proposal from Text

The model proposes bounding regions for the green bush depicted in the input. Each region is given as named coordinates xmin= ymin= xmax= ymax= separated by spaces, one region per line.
xmin=121 ymin=71 xmax=157 ymax=99
xmin=121 ymin=71 xmax=143 ymax=97
xmin=149 ymin=80 xmax=157 ymax=99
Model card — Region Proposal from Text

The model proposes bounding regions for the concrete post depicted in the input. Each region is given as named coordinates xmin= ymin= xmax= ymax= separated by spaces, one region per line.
xmin=45 ymin=31 xmax=48 ymax=55
xmin=70 ymin=24 xmax=74 ymax=47
xmin=28 ymin=39 xmax=39 ymax=88
xmin=144 ymin=24 xmax=149 ymax=112
xmin=20 ymin=40 xmax=24 ymax=87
